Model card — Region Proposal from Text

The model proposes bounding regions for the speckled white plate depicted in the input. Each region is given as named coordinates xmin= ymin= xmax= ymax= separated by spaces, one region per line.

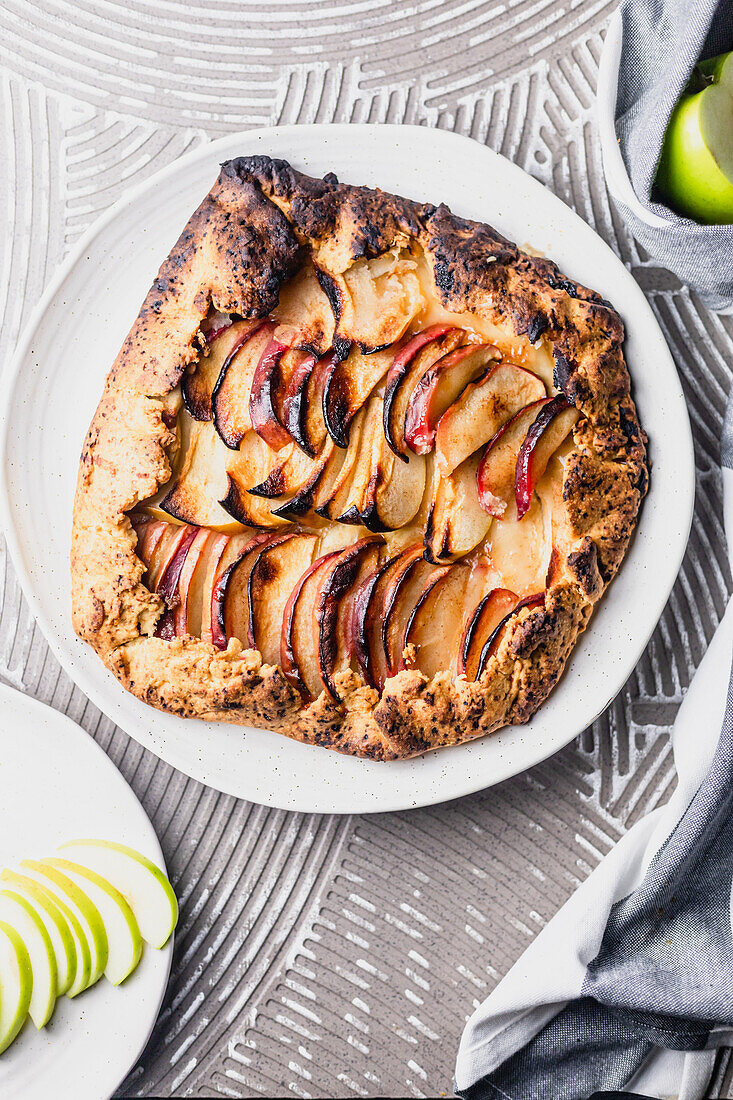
xmin=0 ymin=124 xmax=694 ymax=813
xmin=0 ymin=684 xmax=172 ymax=1099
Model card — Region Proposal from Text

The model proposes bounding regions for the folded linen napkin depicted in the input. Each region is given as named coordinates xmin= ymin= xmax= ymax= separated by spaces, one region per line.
xmin=453 ymin=407 xmax=733 ymax=1097
xmin=609 ymin=0 xmax=733 ymax=313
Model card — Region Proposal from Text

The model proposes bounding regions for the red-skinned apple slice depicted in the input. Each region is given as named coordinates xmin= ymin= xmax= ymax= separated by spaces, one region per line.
xmin=398 ymin=565 xmax=454 ymax=675
xmin=380 ymin=552 xmax=438 ymax=679
xmin=457 ymin=587 xmax=518 ymax=681
xmin=135 ymin=519 xmax=168 ymax=578
xmin=279 ymin=350 xmax=318 ymax=455
xmin=184 ymin=319 xmax=266 ymax=422
xmin=315 ymin=538 xmax=382 ymax=700
xmin=348 ymin=553 xmax=396 ymax=688
xmin=211 ymin=321 xmax=274 ymax=448
xmin=201 ymin=309 xmax=233 ymax=344
xmin=434 ymin=362 xmax=546 ymax=476
xmin=280 ymin=551 xmax=342 ymax=701
xmin=424 ymin=452 xmax=492 ymax=563
xmin=404 ymin=343 xmax=500 ymax=455
xmin=156 ymin=526 xmax=196 ymax=605
xmin=515 ymin=395 xmax=579 ymax=518
xmin=382 ymin=326 xmax=464 ymax=459
xmin=199 ymin=533 xmax=230 ymax=645
xmin=174 ymin=527 xmax=215 ymax=636
xmin=247 ymin=533 xmax=319 ymax=666
xmin=246 ymin=330 xmax=294 ymax=452
xmin=477 ymin=397 xmax=555 ymax=518
xmin=476 ymin=592 xmax=545 ymax=678
xmin=209 ymin=532 xmax=275 ymax=650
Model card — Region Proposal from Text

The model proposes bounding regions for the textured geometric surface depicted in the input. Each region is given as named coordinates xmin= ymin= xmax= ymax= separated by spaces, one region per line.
xmin=2 ymin=2 xmax=733 ymax=1096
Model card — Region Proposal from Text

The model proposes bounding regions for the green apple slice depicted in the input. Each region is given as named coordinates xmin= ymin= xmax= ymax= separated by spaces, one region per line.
xmin=59 ymin=840 xmax=178 ymax=949
xmin=20 ymin=861 xmax=107 ymax=991
xmin=657 ymin=50 xmax=733 ymax=223
xmin=42 ymin=859 xmax=142 ymax=985
xmin=0 ymin=891 xmax=56 ymax=1028
xmin=0 ymin=920 xmax=32 ymax=1054
xmin=0 ymin=871 xmax=76 ymax=997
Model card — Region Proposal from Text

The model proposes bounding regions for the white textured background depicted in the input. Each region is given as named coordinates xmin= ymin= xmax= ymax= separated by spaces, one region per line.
xmin=2 ymin=2 xmax=733 ymax=1096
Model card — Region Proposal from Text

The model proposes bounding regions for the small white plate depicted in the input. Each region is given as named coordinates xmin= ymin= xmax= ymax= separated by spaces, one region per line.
xmin=0 ymin=684 xmax=172 ymax=1100
xmin=0 ymin=124 xmax=694 ymax=814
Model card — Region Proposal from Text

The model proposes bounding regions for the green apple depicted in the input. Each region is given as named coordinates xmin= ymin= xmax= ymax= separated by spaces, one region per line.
xmin=43 ymin=859 xmax=142 ymax=986
xmin=0 ymin=871 xmax=77 ymax=997
xmin=0 ymin=891 xmax=57 ymax=1028
xmin=20 ymin=861 xmax=107 ymax=991
xmin=656 ymin=51 xmax=733 ymax=223
xmin=59 ymin=840 xmax=178 ymax=950
xmin=0 ymin=920 xmax=32 ymax=1054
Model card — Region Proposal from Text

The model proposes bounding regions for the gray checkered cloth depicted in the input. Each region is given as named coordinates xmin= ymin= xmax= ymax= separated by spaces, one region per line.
xmin=613 ymin=0 xmax=733 ymax=313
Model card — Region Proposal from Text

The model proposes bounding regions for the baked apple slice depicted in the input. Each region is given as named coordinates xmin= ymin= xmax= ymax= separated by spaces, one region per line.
xmin=219 ymin=432 xmax=289 ymax=529
xmin=358 ymin=429 xmax=426 ymax=532
xmin=158 ymin=419 xmax=247 ymax=533
xmin=424 ymin=452 xmax=492 ymax=563
xmin=476 ymin=592 xmax=545 ymax=678
xmin=322 ymin=345 xmax=394 ymax=448
xmin=248 ymin=441 xmax=323 ymax=500
xmin=174 ymin=527 xmax=218 ymax=637
xmin=486 ymin=494 xmax=551 ymax=595
xmin=349 ymin=552 xmax=400 ymax=688
xmin=270 ymin=439 xmax=344 ymax=522
xmin=135 ymin=519 xmax=168 ymax=578
xmin=207 ymin=532 xmax=275 ymax=649
xmin=156 ymin=525 xmax=197 ymax=605
xmin=183 ymin=319 xmax=266 ymax=422
xmin=248 ymin=334 xmax=298 ymax=452
xmin=401 ymin=564 xmax=471 ymax=678
xmin=270 ymin=260 xmax=336 ymax=355
xmin=457 ymin=587 xmax=518 ymax=680
xmin=478 ymin=396 xmax=575 ymax=518
xmin=383 ymin=326 xmax=464 ymax=459
xmin=247 ymin=533 xmax=319 ymax=666
xmin=315 ymin=538 xmax=382 ymax=700
xmin=280 ymin=551 xmax=342 ymax=700
xmin=381 ymin=553 xmax=440 ymax=678
xmin=315 ymin=407 xmax=368 ymax=521
xmin=318 ymin=254 xmax=423 ymax=354
xmin=404 ymin=343 xmax=500 ymax=455
xmin=434 ymin=363 xmax=546 ymax=476
xmin=515 ymin=395 xmax=579 ymax=518
xmin=212 ymin=533 xmax=283 ymax=650
xmin=198 ymin=532 xmax=230 ymax=645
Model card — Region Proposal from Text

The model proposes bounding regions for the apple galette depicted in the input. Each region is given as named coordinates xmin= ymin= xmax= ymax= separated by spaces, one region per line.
xmin=71 ymin=156 xmax=648 ymax=760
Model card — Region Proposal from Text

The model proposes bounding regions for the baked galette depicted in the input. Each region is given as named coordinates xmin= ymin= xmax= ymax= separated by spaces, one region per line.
xmin=71 ymin=156 xmax=648 ymax=760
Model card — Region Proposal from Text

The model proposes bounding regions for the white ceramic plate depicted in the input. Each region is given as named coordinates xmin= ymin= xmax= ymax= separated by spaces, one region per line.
xmin=0 ymin=684 xmax=172 ymax=1100
xmin=0 ymin=124 xmax=694 ymax=814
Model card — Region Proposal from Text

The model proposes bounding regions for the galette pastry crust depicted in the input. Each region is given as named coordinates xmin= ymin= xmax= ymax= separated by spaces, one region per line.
xmin=71 ymin=156 xmax=648 ymax=760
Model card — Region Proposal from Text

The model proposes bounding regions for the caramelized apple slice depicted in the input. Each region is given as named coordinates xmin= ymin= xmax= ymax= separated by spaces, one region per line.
xmin=185 ymin=319 xmax=267 ymax=423
xmin=315 ymin=408 xmax=367 ymax=521
xmin=381 ymin=554 xmax=440 ymax=678
xmin=158 ymin=419 xmax=246 ymax=533
xmin=383 ymin=327 xmax=465 ymax=459
xmin=271 ymin=260 xmax=336 ymax=355
xmin=279 ymin=350 xmax=319 ymax=456
xmin=315 ymin=538 xmax=382 ymax=700
xmin=174 ymin=527 xmax=217 ymax=637
xmin=424 ymin=452 xmax=492 ymax=563
xmin=322 ymin=345 xmax=394 ymax=448
xmin=247 ymin=334 xmax=298 ymax=451
xmin=515 ymin=396 xmax=579 ymax=518
xmin=401 ymin=564 xmax=470 ymax=678
xmin=135 ymin=520 xmax=168 ymax=578
xmin=349 ymin=553 xmax=400 ymax=688
xmin=457 ymin=587 xmax=518 ymax=680
xmin=270 ymin=439 xmax=344 ymax=522
xmin=209 ymin=532 xmax=275 ymax=649
xmin=404 ymin=343 xmax=500 ymax=455
xmin=220 ymin=432 xmax=290 ymax=529
xmin=477 ymin=398 xmax=553 ymax=518
xmin=280 ymin=551 xmax=342 ymax=701
xmin=247 ymin=533 xmax=319 ymax=665
xmin=359 ymin=422 xmax=426 ymax=532
xmin=435 ymin=363 xmax=546 ymax=476
xmin=248 ymin=442 xmax=323 ymax=500
xmin=319 ymin=255 xmax=424 ymax=354
xmin=476 ymin=592 xmax=545 ymax=678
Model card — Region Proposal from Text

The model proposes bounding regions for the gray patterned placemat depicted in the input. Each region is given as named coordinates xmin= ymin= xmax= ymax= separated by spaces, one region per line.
xmin=2 ymin=2 xmax=733 ymax=1096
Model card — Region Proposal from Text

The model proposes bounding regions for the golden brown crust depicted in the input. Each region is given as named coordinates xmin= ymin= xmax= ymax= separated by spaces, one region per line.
xmin=71 ymin=156 xmax=648 ymax=761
